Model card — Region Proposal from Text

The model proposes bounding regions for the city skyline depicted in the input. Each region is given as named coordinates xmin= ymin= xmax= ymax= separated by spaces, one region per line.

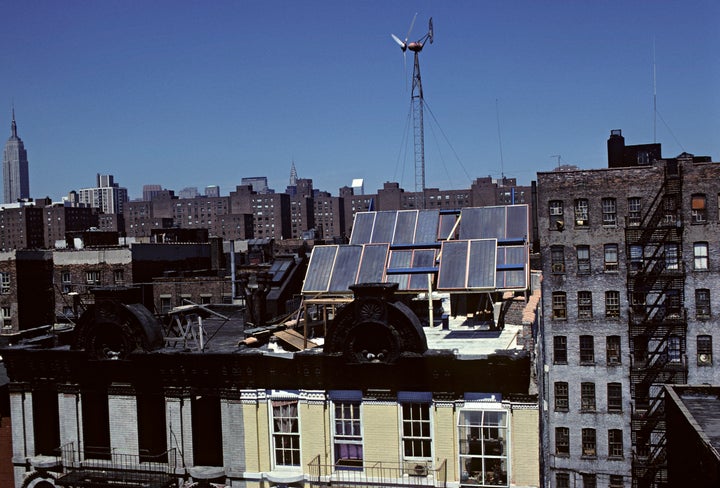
xmin=1 ymin=1 xmax=719 ymax=201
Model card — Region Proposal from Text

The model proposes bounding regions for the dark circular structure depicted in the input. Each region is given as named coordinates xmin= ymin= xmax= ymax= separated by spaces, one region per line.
xmin=324 ymin=283 xmax=428 ymax=364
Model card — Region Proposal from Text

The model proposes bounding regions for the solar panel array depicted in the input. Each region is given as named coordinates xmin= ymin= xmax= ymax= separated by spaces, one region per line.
xmin=303 ymin=205 xmax=529 ymax=294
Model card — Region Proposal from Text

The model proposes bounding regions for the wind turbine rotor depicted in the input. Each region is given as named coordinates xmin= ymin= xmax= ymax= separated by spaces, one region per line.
xmin=391 ymin=33 xmax=407 ymax=51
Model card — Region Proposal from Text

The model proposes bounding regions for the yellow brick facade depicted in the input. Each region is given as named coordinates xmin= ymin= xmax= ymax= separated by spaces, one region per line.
xmin=510 ymin=406 xmax=540 ymax=487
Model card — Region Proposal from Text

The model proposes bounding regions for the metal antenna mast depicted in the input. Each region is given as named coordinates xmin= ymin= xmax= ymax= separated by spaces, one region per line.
xmin=392 ymin=15 xmax=434 ymax=209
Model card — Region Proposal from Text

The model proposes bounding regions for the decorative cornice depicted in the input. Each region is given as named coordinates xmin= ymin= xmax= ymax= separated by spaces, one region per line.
xmin=107 ymin=383 xmax=135 ymax=396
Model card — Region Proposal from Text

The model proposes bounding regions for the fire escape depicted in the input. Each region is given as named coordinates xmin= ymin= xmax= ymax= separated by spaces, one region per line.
xmin=626 ymin=162 xmax=687 ymax=488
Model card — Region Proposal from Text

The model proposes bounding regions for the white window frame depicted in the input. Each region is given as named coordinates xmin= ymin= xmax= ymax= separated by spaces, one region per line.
xmin=457 ymin=405 xmax=509 ymax=487
xmin=0 ymin=272 xmax=9 ymax=294
xmin=694 ymin=242 xmax=709 ymax=270
xmin=269 ymin=391 xmax=301 ymax=469
xmin=400 ymin=401 xmax=433 ymax=462
xmin=331 ymin=400 xmax=364 ymax=468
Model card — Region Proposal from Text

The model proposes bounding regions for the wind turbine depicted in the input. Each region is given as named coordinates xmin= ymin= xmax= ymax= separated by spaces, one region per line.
xmin=391 ymin=15 xmax=433 ymax=208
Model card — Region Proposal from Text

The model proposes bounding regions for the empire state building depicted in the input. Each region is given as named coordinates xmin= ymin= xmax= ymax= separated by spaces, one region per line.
xmin=3 ymin=109 xmax=30 ymax=203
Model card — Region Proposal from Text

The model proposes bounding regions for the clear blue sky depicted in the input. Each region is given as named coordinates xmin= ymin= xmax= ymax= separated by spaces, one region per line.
xmin=2 ymin=1 xmax=718 ymax=201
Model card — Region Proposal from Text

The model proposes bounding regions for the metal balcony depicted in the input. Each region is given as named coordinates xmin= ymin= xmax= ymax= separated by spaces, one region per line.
xmin=307 ymin=457 xmax=448 ymax=487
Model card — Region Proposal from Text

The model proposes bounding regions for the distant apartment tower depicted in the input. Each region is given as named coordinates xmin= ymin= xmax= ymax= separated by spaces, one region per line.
xmin=178 ymin=187 xmax=199 ymax=199
xmin=205 ymin=185 xmax=220 ymax=198
xmin=142 ymin=184 xmax=163 ymax=201
xmin=351 ymin=178 xmax=364 ymax=195
xmin=242 ymin=176 xmax=269 ymax=194
xmin=2 ymin=109 xmax=30 ymax=203
xmin=78 ymin=174 xmax=129 ymax=214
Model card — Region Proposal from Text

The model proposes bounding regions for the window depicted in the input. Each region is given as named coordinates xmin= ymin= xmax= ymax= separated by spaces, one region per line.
xmin=578 ymin=291 xmax=593 ymax=319
xmin=665 ymin=243 xmax=679 ymax=270
xmin=663 ymin=195 xmax=678 ymax=224
xmin=191 ymin=395 xmax=222 ymax=467
xmin=0 ymin=272 xmax=9 ymax=294
xmin=458 ymin=410 xmax=508 ymax=485
xmin=604 ymin=244 xmax=618 ymax=272
xmin=401 ymin=403 xmax=431 ymax=459
xmin=576 ymin=245 xmax=590 ymax=274
xmin=605 ymin=291 xmax=620 ymax=318
xmin=581 ymin=428 xmax=596 ymax=457
xmin=554 ymin=336 xmax=568 ymax=364
xmin=551 ymin=246 xmax=565 ymax=273
xmin=628 ymin=197 xmax=641 ymax=226
xmin=86 ymin=270 xmax=100 ymax=285
xmin=609 ymin=475 xmax=625 ymax=488
xmin=607 ymin=383 xmax=622 ymax=412
xmin=694 ymin=242 xmax=708 ymax=270
xmin=608 ymin=429 xmax=624 ymax=458
xmin=555 ymin=427 xmax=569 ymax=456
xmin=582 ymin=473 xmax=597 ymax=488
xmin=554 ymin=382 xmax=569 ymax=411
xmin=696 ymin=289 xmax=711 ymax=318
xmin=629 ymin=245 xmax=643 ymax=271
xmin=552 ymin=292 xmax=567 ymax=319
xmin=580 ymin=335 xmax=594 ymax=364
xmin=691 ymin=194 xmax=707 ymax=223
xmin=556 ymin=473 xmax=570 ymax=488
xmin=607 ymin=336 xmax=621 ymax=365
xmin=333 ymin=402 xmax=363 ymax=467
xmin=580 ymin=382 xmax=596 ymax=412
xmin=272 ymin=399 xmax=300 ymax=466
xmin=698 ymin=335 xmax=712 ymax=366
xmin=574 ymin=199 xmax=589 ymax=226
xmin=1 ymin=307 xmax=10 ymax=328
xmin=602 ymin=198 xmax=617 ymax=226
xmin=668 ymin=335 xmax=682 ymax=363
xmin=61 ymin=271 xmax=72 ymax=293
xmin=549 ymin=200 xmax=564 ymax=230
xmin=160 ymin=296 xmax=172 ymax=314
xmin=113 ymin=269 xmax=125 ymax=284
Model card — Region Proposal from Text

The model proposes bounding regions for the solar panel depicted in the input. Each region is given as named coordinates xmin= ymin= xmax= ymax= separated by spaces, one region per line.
xmin=437 ymin=240 xmax=468 ymax=289
xmin=386 ymin=250 xmax=413 ymax=289
xmin=328 ymin=245 xmax=363 ymax=292
xmin=496 ymin=245 xmax=527 ymax=289
xmin=371 ymin=211 xmax=397 ymax=243
xmin=459 ymin=206 xmax=505 ymax=240
xmin=467 ymin=239 xmax=497 ymax=289
xmin=506 ymin=205 xmax=529 ymax=240
xmin=349 ymin=212 xmax=375 ymax=245
xmin=408 ymin=249 xmax=438 ymax=290
xmin=356 ymin=244 xmax=389 ymax=285
xmin=438 ymin=213 xmax=458 ymax=240
xmin=415 ymin=210 xmax=440 ymax=244
xmin=393 ymin=210 xmax=418 ymax=245
xmin=302 ymin=245 xmax=338 ymax=293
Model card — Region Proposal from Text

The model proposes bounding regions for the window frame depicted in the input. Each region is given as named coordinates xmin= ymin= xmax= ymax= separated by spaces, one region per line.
xmin=577 ymin=291 xmax=593 ymax=320
xmin=574 ymin=199 xmax=589 ymax=227
xmin=601 ymin=198 xmax=617 ymax=226
xmin=576 ymin=245 xmax=591 ymax=275
xmin=552 ymin=292 xmax=567 ymax=320
xmin=271 ymin=398 xmax=301 ymax=468
xmin=697 ymin=335 xmax=713 ymax=366
xmin=696 ymin=288 xmax=711 ymax=318
xmin=555 ymin=427 xmax=570 ymax=456
xmin=605 ymin=291 xmax=620 ymax=318
xmin=553 ymin=336 xmax=568 ymax=364
xmin=551 ymin=245 xmax=565 ymax=273
xmin=691 ymin=193 xmax=707 ymax=223
xmin=627 ymin=197 xmax=641 ymax=226
xmin=604 ymin=244 xmax=619 ymax=272
xmin=581 ymin=428 xmax=596 ymax=458
xmin=579 ymin=335 xmax=595 ymax=364
xmin=332 ymin=401 xmax=364 ymax=468
xmin=693 ymin=242 xmax=709 ymax=270
xmin=608 ymin=429 xmax=624 ymax=458
xmin=554 ymin=382 xmax=569 ymax=412
xmin=401 ymin=402 xmax=432 ymax=461
xmin=580 ymin=382 xmax=596 ymax=412
xmin=607 ymin=383 xmax=622 ymax=412
xmin=606 ymin=336 xmax=622 ymax=365
xmin=0 ymin=272 xmax=10 ymax=294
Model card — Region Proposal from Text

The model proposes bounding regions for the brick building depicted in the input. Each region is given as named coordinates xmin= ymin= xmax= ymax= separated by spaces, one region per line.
xmin=537 ymin=130 xmax=720 ymax=488
xmin=0 ymin=203 xmax=44 ymax=251
xmin=0 ymin=250 xmax=54 ymax=335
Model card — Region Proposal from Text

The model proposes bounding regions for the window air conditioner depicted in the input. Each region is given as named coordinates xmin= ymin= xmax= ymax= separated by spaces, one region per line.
xmin=698 ymin=353 xmax=712 ymax=365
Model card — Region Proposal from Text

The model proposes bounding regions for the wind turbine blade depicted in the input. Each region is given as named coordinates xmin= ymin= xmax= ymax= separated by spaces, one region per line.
xmin=405 ymin=12 xmax=418 ymax=42
xmin=391 ymin=33 xmax=405 ymax=49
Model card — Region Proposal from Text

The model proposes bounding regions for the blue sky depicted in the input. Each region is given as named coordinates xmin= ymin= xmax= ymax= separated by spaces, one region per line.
xmin=1 ymin=1 xmax=718 ymax=200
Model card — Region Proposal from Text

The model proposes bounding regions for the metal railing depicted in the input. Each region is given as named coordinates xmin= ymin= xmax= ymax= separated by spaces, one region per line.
xmin=308 ymin=456 xmax=447 ymax=487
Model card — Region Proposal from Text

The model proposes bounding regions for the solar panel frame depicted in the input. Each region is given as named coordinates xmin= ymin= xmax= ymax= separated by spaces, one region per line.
xmin=371 ymin=211 xmax=397 ymax=243
xmin=506 ymin=205 xmax=529 ymax=240
xmin=415 ymin=210 xmax=440 ymax=244
xmin=302 ymin=245 xmax=339 ymax=293
xmin=392 ymin=210 xmax=418 ymax=245
xmin=437 ymin=240 xmax=469 ymax=290
xmin=356 ymin=243 xmax=389 ymax=285
xmin=438 ymin=213 xmax=458 ymax=240
xmin=496 ymin=245 xmax=528 ymax=289
xmin=459 ymin=207 xmax=506 ymax=240
xmin=386 ymin=250 xmax=413 ymax=289
xmin=327 ymin=245 xmax=364 ymax=293
xmin=466 ymin=239 xmax=498 ymax=289
xmin=349 ymin=212 xmax=376 ymax=245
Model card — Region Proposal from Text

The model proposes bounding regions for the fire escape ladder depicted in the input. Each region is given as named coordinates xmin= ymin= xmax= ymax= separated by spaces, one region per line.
xmin=626 ymin=164 xmax=686 ymax=488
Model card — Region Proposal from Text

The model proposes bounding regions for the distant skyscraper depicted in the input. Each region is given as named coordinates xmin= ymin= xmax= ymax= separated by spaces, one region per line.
xmin=205 ymin=185 xmax=220 ymax=198
xmin=78 ymin=174 xmax=128 ymax=214
xmin=2 ymin=108 xmax=30 ymax=203
xmin=289 ymin=161 xmax=298 ymax=186
xmin=142 ymin=184 xmax=163 ymax=201
xmin=179 ymin=187 xmax=199 ymax=199
xmin=241 ymin=176 xmax=269 ymax=194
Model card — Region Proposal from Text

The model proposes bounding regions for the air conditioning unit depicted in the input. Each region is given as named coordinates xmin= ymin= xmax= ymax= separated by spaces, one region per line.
xmin=576 ymin=219 xmax=586 ymax=226
xmin=698 ymin=353 xmax=712 ymax=365
xmin=551 ymin=263 xmax=565 ymax=273
xmin=405 ymin=463 xmax=429 ymax=477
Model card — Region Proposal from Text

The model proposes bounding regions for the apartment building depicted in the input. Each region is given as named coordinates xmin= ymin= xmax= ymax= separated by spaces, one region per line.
xmin=537 ymin=131 xmax=720 ymax=488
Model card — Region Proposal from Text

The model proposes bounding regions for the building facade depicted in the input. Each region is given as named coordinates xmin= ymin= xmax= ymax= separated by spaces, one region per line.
xmin=537 ymin=133 xmax=720 ymax=488
xmin=78 ymin=174 xmax=129 ymax=215
xmin=2 ymin=110 xmax=29 ymax=204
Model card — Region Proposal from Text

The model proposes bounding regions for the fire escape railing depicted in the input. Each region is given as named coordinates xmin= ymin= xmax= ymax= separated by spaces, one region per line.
xmin=626 ymin=166 xmax=686 ymax=488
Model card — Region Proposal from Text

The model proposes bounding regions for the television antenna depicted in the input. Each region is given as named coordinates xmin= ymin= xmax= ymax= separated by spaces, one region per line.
xmin=391 ymin=14 xmax=433 ymax=208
